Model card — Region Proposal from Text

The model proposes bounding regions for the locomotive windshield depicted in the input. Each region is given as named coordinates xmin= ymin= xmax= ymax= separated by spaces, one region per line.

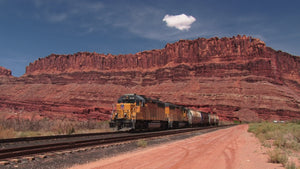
xmin=117 ymin=94 xmax=145 ymax=105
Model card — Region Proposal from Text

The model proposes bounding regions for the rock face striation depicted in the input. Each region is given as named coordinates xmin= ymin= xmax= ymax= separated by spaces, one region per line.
xmin=0 ymin=35 xmax=299 ymax=121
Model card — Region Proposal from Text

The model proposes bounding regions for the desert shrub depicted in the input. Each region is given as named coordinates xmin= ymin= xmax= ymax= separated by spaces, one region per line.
xmin=248 ymin=122 xmax=300 ymax=151
xmin=233 ymin=120 xmax=241 ymax=124
xmin=137 ymin=139 xmax=147 ymax=148
xmin=267 ymin=148 xmax=288 ymax=165
xmin=218 ymin=121 xmax=233 ymax=126
xmin=285 ymin=161 xmax=297 ymax=169
xmin=249 ymin=122 xmax=300 ymax=168
xmin=16 ymin=131 xmax=45 ymax=138
xmin=51 ymin=120 xmax=76 ymax=135
xmin=0 ymin=117 xmax=112 ymax=138
xmin=262 ymin=141 xmax=272 ymax=148
xmin=290 ymin=119 xmax=300 ymax=125
xmin=79 ymin=120 xmax=110 ymax=130
xmin=0 ymin=125 xmax=15 ymax=139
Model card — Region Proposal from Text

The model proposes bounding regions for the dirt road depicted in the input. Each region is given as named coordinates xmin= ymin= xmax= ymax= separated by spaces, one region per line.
xmin=70 ymin=125 xmax=283 ymax=169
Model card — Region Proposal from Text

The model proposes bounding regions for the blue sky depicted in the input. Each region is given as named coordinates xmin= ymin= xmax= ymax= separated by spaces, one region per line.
xmin=0 ymin=0 xmax=299 ymax=76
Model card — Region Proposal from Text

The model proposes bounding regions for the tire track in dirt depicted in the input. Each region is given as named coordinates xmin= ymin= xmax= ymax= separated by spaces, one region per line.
xmin=94 ymin=126 xmax=242 ymax=169
xmin=163 ymin=126 xmax=243 ymax=169
xmin=169 ymin=146 xmax=190 ymax=169
xmin=222 ymin=134 xmax=238 ymax=169
xmin=70 ymin=125 xmax=283 ymax=169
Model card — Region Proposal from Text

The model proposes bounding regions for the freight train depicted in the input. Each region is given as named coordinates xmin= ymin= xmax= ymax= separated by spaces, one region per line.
xmin=110 ymin=94 xmax=219 ymax=130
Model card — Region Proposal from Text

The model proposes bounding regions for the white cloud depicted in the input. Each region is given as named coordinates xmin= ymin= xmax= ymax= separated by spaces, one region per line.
xmin=163 ymin=14 xmax=196 ymax=31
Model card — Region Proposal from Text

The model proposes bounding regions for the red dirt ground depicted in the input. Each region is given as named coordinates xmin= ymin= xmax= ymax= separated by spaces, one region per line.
xmin=70 ymin=125 xmax=284 ymax=169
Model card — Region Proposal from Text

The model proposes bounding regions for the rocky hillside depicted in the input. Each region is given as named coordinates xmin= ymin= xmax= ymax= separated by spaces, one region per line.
xmin=0 ymin=35 xmax=299 ymax=121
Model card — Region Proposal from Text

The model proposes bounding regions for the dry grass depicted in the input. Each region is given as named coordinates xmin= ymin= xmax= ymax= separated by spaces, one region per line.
xmin=0 ymin=125 xmax=15 ymax=139
xmin=248 ymin=121 xmax=300 ymax=168
xmin=0 ymin=118 xmax=111 ymax=139
xmin=285 ymin=161 xmax=297 ymax=169
xmin=137 ymin=139 xmax=147 ymax=148
xmin=267 ymin=148 xmax=288 ymax=164
xmin=218 ymin=121 xmax=234 ymax=126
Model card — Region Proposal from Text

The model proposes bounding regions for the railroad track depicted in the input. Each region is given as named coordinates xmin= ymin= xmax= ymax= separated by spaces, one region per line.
xmin=0 ymin=125 xmax=234 ymax=160
xmin=0 ymin=130 xmax=125 ymax=144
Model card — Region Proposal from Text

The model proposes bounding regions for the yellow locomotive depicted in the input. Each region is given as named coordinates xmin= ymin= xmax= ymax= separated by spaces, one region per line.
xmin=109 ymin=94 xmax=219 ymax=130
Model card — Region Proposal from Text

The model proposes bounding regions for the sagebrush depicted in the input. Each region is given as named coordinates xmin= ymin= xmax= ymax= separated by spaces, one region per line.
xmin=248 ymin=121 xmax=300 ymax=168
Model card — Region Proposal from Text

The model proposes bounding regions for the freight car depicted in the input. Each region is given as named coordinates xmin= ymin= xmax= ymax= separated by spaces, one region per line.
xmin=109 ymin=94 xmax=219 ymax=130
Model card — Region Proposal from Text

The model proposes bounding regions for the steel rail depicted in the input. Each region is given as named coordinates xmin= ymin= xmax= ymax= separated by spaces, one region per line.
xmin=0 ymin=131 xmax=124 ymax=144
xmin=0 ymin=125 xmax=234 ymax=160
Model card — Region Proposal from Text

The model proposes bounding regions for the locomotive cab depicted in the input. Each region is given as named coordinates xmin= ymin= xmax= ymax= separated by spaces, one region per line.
xmin=110 ymin=94 xmax=145 ymax=130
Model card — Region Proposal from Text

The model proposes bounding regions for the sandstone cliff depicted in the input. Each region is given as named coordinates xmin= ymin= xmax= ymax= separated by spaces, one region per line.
xmin=0 ymin=35 xmax=299 ymax=121
xmin=0 ymin=66 xmax=11 ymax=76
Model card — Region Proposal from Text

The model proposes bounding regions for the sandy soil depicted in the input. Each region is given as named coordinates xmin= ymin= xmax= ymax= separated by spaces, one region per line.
xmin=69 ymin=125 xmax=284 ymax=169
